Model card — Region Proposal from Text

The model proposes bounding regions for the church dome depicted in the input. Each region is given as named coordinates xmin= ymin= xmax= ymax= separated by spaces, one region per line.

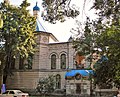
xmin=33 ymin=2 xmax=40 ymax=11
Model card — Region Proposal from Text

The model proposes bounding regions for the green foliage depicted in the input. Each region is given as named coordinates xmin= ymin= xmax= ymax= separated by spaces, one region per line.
xmin=0 ymin=14 xmax=3 ymax=28
xmin=72 ymin=18 xmax=98 ymax=56
xmin=114 ymin=63 xmax=120 ymax=87
xmin=96 ymin=23 xmax=120 ymax=88
xmin=94 ymin=61 xmax=113 ymax=89
xmin=93 ymin=0 xmax=119 ymax=19
xmin=92 ymin=0 xmax=120 ymax=88
xmin=41 ymin=0 xmax=79 ymax=23
xmin=0 ymin=0 xmax=36 ymax=82
xmin=36 ymin=75 xmax=56 ymax=94
xmin=0 ymin=0 xmax=36 ymax=58
xmin=72 ymin=0 xmax=120 ymax=88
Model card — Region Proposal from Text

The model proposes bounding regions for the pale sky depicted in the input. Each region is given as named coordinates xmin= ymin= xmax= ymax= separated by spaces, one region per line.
xmin=0 ymin=0 xmax=97 ymax=42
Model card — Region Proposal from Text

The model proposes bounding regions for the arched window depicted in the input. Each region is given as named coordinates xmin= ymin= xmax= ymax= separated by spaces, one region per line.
xmin=56 ymin=74 xmax=61 ymax=89
xmin=60 ymin=54 xmax=66 ymax=69
xmin=51 ymin=54 xmax=56 ymax=69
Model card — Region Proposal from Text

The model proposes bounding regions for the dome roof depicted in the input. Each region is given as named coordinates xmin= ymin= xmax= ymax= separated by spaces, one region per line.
xmin=33 ymin=2 xmax=40 ymax=11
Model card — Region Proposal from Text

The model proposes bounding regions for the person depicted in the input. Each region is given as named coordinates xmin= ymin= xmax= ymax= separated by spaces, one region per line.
xmin=1 ymin=84 xmax=6 ymax=93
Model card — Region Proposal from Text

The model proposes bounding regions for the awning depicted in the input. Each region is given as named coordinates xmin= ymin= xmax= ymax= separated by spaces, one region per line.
xmin=65 ymin=69 xmax=94 ymax=78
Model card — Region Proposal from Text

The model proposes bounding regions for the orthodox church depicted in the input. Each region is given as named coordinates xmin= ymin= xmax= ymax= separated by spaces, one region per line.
xmin=6 ymin=1 xmax=75 ymax=92
xmin=6 ymin=1 xmax=93 ymax=95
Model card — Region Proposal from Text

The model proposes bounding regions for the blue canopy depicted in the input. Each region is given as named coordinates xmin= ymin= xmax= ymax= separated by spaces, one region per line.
xmin=65 ymin=70 xmax=94 ymax=78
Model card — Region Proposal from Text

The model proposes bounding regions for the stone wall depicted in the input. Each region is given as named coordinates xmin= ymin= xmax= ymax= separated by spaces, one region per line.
xmin=6 ymin=70 xmax=67 ymax=90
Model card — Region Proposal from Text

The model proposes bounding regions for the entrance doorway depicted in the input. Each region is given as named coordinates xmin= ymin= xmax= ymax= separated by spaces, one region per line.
xmin=76 ymin=83 xmax=81 ymax=94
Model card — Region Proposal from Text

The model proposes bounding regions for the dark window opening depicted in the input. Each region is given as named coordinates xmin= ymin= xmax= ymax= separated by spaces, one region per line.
xmin=51 ymin=54 xmax=56 ymax=69
xmin=56 ymin=74 xmax=61 ymax=89
xmin=60 ymin=54 xmax=66 ymax=69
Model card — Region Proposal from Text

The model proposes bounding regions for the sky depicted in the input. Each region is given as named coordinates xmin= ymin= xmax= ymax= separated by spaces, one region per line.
xmin=0 ymin=0 xmax=97 ymax=42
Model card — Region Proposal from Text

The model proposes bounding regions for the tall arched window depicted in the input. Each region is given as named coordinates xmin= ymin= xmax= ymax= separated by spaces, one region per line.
xmin=60 ymin=54 xmax=66 ymax=69
xmin=56 ymin=74 xmax=61 ymax=89
xmin=51 ymin=54 xmax=56 ymax=69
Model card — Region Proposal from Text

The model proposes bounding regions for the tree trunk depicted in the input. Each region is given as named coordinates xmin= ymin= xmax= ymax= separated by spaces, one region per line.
xmin=0 ymin=60 xmax=4 ymax=93
xmin=3 ymin=75 xmax=7 ymax=84
xmin=0 ymin=75 xmax=2 ymax=93
xmin=3 ymin=53 xmax=12 ymax=85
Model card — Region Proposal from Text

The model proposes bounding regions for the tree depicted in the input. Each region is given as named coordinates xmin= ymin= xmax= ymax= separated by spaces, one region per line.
xmin=0 ymin=11 xmax=4 ymax=93
xmin=71 ymin=0 xmax=120 ymax=88
xmin=41 ymin=0 xmax=80 ymax=23
xmin=95 ymin=22 xmax=120 ymax=88
xmin=72 ymin=18 xmax=98 ymax=56
xmin=0 ymin=0 xmax=36 ymax=85
xmin=92 ymin=0 xmax=120 ymax=88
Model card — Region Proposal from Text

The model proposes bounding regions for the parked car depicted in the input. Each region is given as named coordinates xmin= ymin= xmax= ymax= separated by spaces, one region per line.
xmin=0 ymin=90 xmax=29 ymax=97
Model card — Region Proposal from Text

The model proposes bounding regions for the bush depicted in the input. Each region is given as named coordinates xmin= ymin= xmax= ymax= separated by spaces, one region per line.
xmin=36 ymin=75 xmax=56 ymax=94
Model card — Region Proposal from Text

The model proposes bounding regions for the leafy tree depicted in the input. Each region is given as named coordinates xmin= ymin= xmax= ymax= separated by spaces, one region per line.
xmin=0 ymin=0 xmax=36 ymax=84
xmin=0 ymin=11 xmax=4 ymax=93
xmin=72 ymin=18 xmax=98 ymax=56
xmin=36 ymin=75 xmax=56 ymax=94
xmin=72 ymin=0 xmax=120 ymax=88
xmin=92 ymin=0 xmax=120 ymax=88
xmin=95 ymin=22 xmax=120 ymax=88
xmin=41 ymin=0 xmax=80 ymax=23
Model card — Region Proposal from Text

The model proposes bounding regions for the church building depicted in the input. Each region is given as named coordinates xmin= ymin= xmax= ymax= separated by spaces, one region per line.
xmin=6 ymin=1 xmax=75 ymax=92
xmin=5 ymin=1 xmax=93 ymax=95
